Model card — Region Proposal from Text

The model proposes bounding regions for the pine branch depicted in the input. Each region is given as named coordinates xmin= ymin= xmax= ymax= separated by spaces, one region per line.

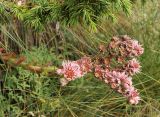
xmin=0 ymin=0 xmax=135 ymax=31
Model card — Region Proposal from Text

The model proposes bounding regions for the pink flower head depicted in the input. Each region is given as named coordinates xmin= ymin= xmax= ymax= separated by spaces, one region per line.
xmin=57 ymin=60 xmax=83 ymax=81
xmin=94 ymin=65 xmax=104 ymax=80
xmin=103 ymin=68 xmax=110 ymax=83
xmin=121 ymin=77 xmax=133 ymax=89
xmin=77 ymin=57 xmax=92 ymax=73
xmin=106 ymin=71 xmax=128 ymax=89
xmin=110 ymin=71 xmax=127 ymax=83
xmin=129 ymin=95 xmax=140 ymax=105
xmin=124 ymin=39 xmax=144 ymax=57
xmin=126 ymin=58 xmax=141 ymax=75
xmin=121 ymin=37 xmax=144 ymax=57
xmin=127 ymin=88 xmax=140 ymax=105
xmin=131 ymin=40 xmax=144 ymax=56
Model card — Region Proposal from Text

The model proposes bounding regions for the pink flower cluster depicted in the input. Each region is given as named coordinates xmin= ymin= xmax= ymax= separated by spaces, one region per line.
xmin=57 ymin=57 xmax=92 ymax=86
xmin=57 ymin=35 xmax=144 ymax=104
xmin=109 ymin=35 xmax=144 ymax=57
xmin=125 ymin=58 xmax=141 ymax=75
xmin=124 ymin=39 xmax=144 ymax=57
xmin=57 ymin=61 xmax=83 ymax=81
xmin=95 ymin=68 xmax=140 ymax=105
xmin=94 ymin=35 xmax=143 ymax=104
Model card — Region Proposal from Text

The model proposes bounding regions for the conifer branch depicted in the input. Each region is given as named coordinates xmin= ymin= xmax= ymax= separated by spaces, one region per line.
xmin=0 ymin=0 xmax=134 ymax=31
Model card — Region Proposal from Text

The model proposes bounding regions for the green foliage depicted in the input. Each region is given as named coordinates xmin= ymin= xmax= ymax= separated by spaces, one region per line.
xmin=22 ymin=46 xmax=60 ymax=65
xmin=0 ymin=47 xmax=61 ymax=116
xmin=0 ymin=0 xmax=133 ymax=31
xmin=1 ymin=68 xmax=60 ymax=116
